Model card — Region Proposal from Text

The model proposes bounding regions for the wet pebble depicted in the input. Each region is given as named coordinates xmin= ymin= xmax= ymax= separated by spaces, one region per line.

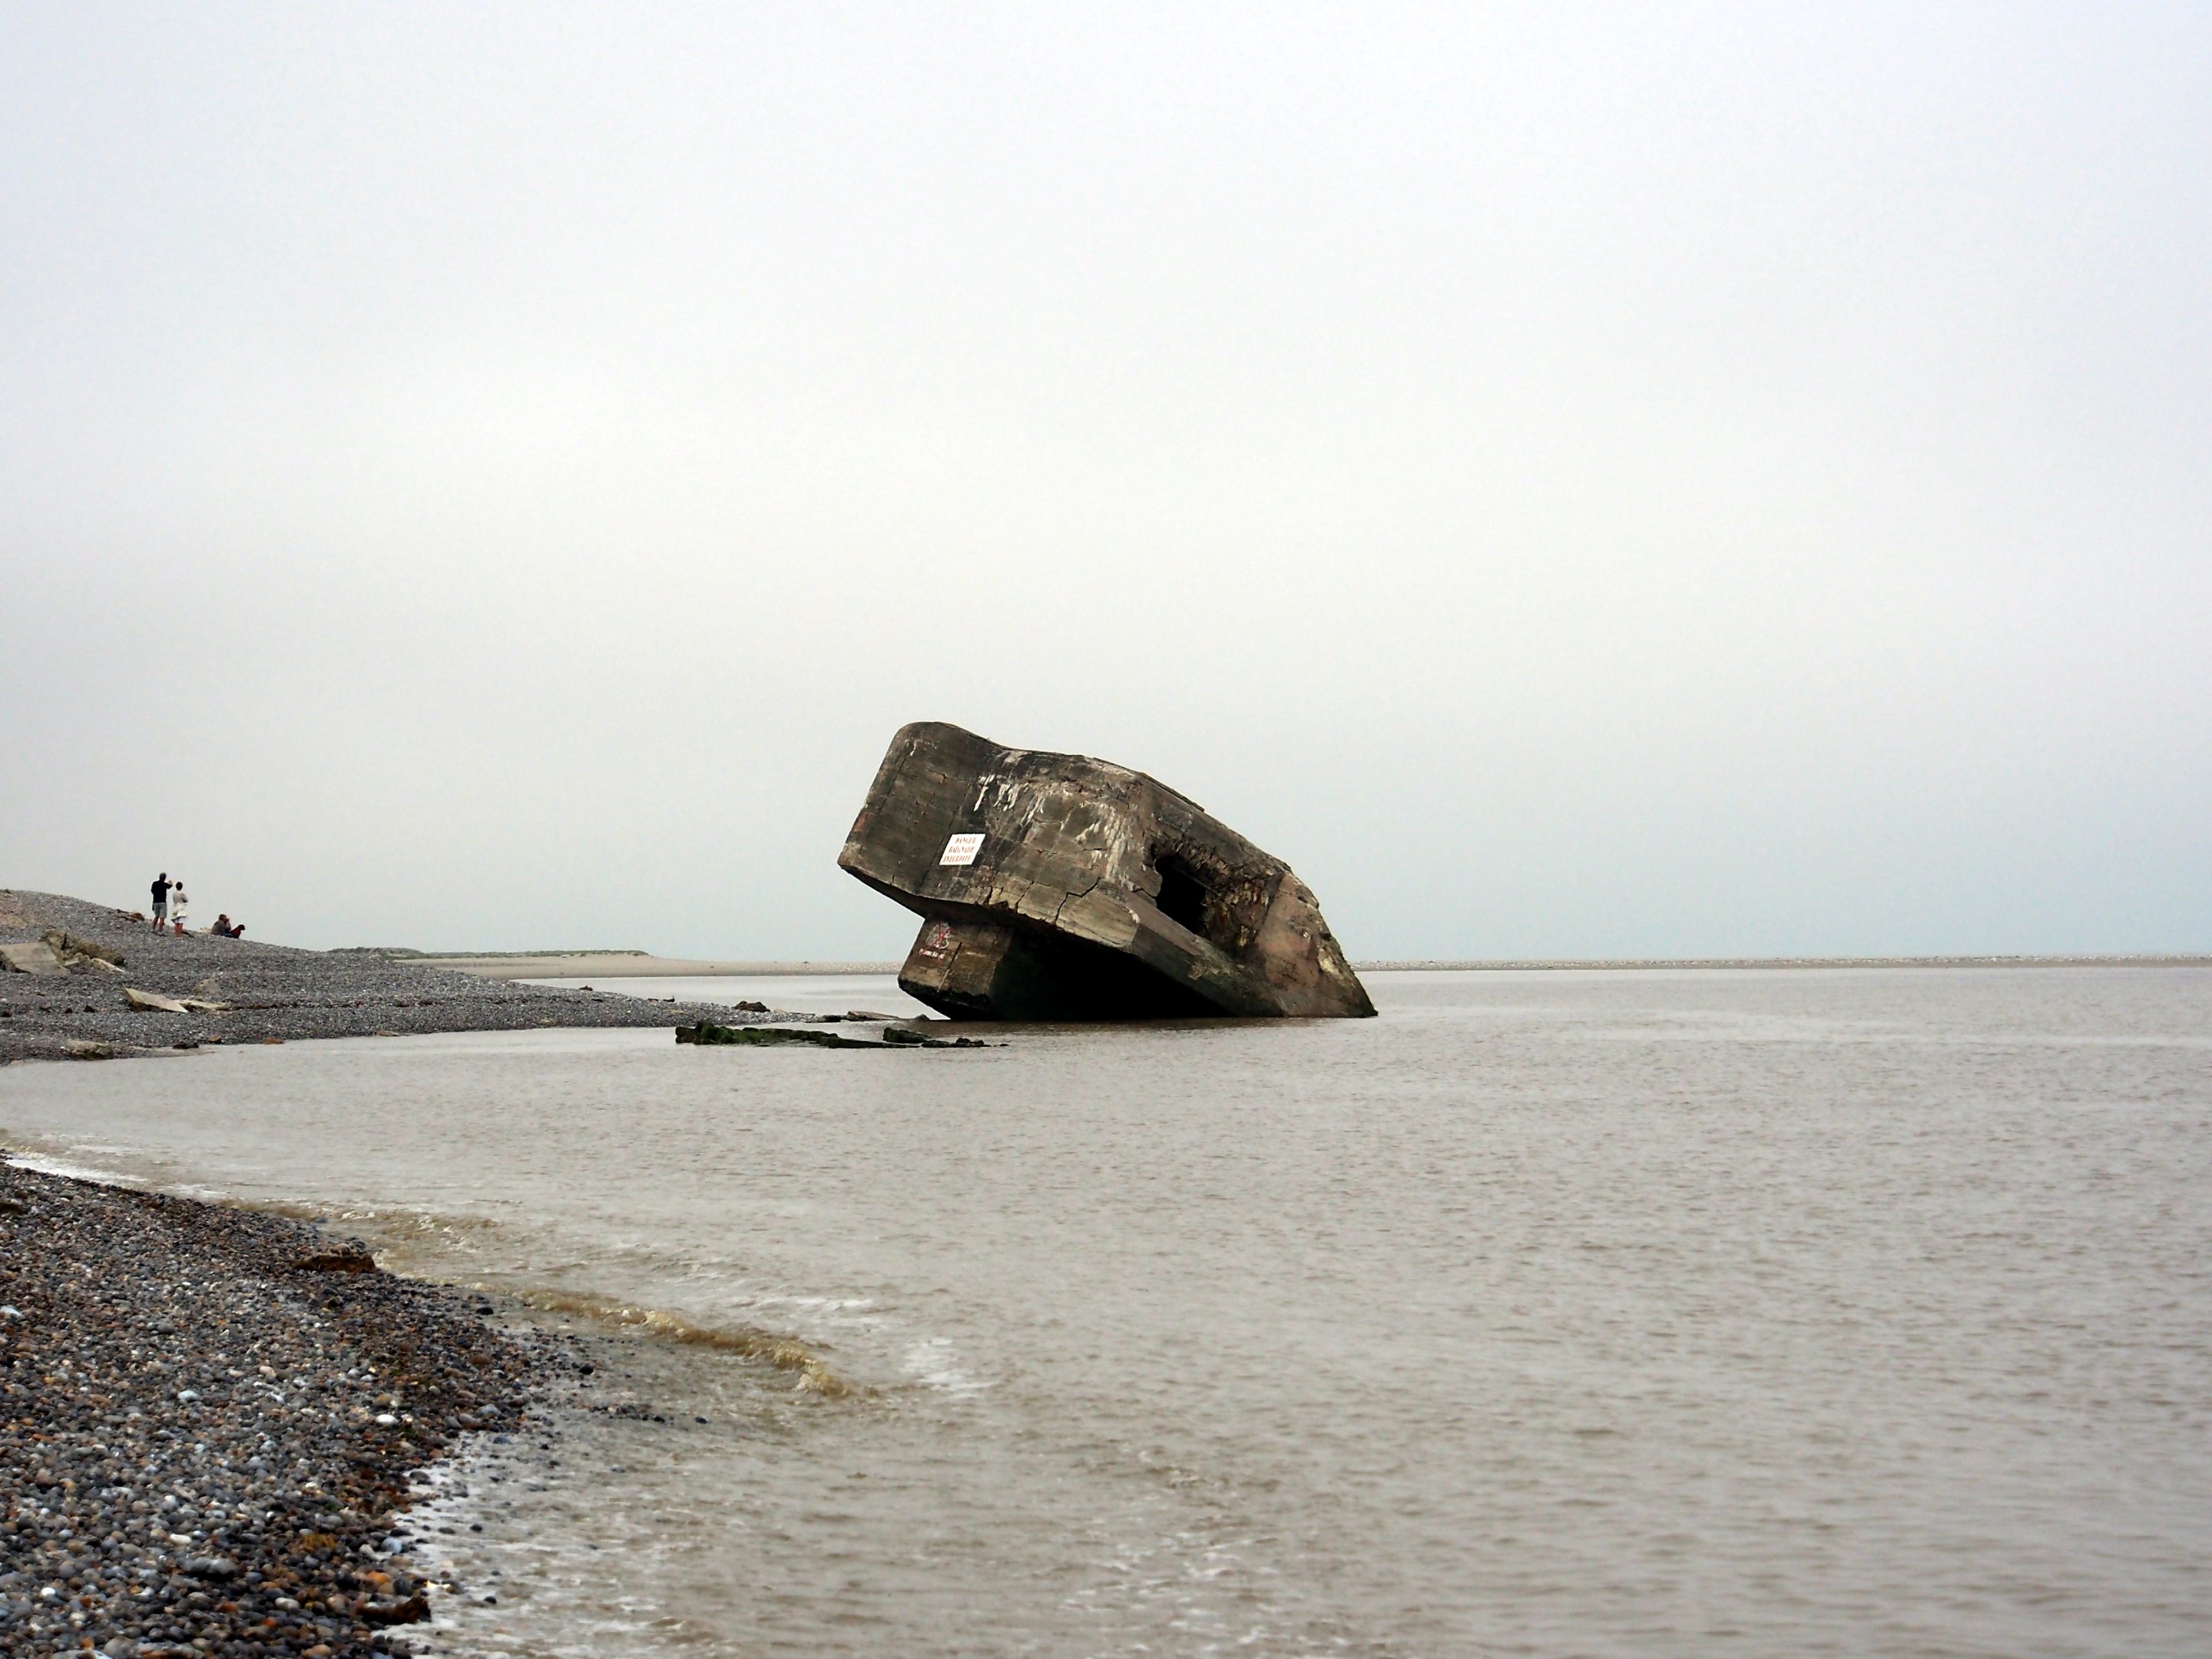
xmin=1 ymin=1160 xmax=573 ymax=1657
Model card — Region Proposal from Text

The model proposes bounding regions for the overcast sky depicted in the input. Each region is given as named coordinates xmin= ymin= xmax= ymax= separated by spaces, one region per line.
xmin=4 ymin=2 xmax=2207 ymax=960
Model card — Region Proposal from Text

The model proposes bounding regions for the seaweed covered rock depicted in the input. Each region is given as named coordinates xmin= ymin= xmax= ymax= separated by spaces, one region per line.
xmin=839 ymin=723 xmax=1375 ymax=1022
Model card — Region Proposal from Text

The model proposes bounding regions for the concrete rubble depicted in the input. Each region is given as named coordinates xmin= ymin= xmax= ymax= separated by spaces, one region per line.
xmin=674 ymin=1020 xmax=995 ymax=1050
xmin=839 ymin=722 xmax=1376 ymax=1021
xmin=0 ymin=942 xmax=63 ymax=976
xmin=1 ymin=931 xmax=131 ymax=978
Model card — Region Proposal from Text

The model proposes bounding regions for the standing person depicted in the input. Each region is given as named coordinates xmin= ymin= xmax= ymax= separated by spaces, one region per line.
xmin=170 ymin=879 xmax=189 ymax=932
xmin=150 ymin=872 xmax=171 ymax=930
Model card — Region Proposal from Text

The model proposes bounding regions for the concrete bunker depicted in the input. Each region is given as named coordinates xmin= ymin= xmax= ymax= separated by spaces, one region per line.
xmin=839 ymin=722 xmax=1376 ymax=1022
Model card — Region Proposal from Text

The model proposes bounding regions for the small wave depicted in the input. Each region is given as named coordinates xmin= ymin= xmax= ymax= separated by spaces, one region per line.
xmin=240 ymin=1198 xmax=335 ymax=1222
xmin=2 ymin=1147 xmax=150 ymax=1187
xmin=902 ymin=1337 xmax=989 ymax=1395
xmin=511 ymin=1286 xmax=854 ymax=1397
xmin=743 ymin=1293 xmax=879 ymax=1312
xmin=295 ymin=1203 xmax=505 ymax=1240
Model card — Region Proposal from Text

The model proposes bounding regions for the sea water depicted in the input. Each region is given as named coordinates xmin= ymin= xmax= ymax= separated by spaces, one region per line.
xmin=3 ymin=969 xmax=2209 ymax=1657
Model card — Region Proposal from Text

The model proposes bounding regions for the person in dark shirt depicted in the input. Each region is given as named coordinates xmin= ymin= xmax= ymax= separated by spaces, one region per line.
xmin=150 ymin=873 xmax=171 ymax=931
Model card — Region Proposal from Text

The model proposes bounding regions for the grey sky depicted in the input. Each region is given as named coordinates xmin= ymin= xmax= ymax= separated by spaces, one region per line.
xmin=4 ymin=3 xmax=2207 ymax=959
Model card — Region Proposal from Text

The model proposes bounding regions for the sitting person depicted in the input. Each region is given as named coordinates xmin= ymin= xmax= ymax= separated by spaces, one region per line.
xmin=210 ymin=913 xmax=242 ymax=939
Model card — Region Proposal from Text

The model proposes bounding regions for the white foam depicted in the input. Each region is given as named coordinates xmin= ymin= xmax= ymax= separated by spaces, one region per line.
xmin=2 ymin=1149 xmax=149 ymax=1187
xmin=901 ymin=1336 xmax=990 ymax=1394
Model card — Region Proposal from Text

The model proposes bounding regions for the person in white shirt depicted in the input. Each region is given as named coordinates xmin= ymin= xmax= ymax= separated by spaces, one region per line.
xmin=170 ymin=882 xmax=189 ymax=932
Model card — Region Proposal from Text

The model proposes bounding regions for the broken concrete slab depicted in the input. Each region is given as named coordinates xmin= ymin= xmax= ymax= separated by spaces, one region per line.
xmin=42 ymin=928 xmax=124 ymax=967
xmin=0 ymin=941 xmax=65 ymax=975
xmin=839 ymin=722 xmax=1376 ymax=1022
xmin=880 ymin=1024 xmax=997 ymax=1048
xmin=675 ymin=1020 xmax=998 ymax=1050
xmin=123 ymin=987 xmax=190 ymax=1013
xmin=677 ymin=1022 xmax=882 ymax=1048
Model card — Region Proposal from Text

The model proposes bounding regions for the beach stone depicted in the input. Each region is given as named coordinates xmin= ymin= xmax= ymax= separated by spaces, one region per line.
xmin=840 ymin=721 xmax=1376 ymax=1020
xmin=293 ymin=1243 xmax=378 ymax=1273
xmin=360 ymin=1592 xmax=431 ymax=1625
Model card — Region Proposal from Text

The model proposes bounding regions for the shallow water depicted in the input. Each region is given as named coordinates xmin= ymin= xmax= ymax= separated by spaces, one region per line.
xmin=4 ymin=968 xmax=2210 ymax=1657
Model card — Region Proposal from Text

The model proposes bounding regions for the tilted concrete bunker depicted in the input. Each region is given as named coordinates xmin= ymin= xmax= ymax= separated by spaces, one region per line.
xmin=839 ymin=722 xmax=1376 ymax=1021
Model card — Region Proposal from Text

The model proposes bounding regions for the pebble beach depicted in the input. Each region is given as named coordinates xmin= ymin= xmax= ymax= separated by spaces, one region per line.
xmin=0 ymin=1158 xmax=565 ymax=1658
xmin=0 ymin=891 xmax=771 ymax=1066
xmin=0 ymin=889 xmax=790 ymax=1656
